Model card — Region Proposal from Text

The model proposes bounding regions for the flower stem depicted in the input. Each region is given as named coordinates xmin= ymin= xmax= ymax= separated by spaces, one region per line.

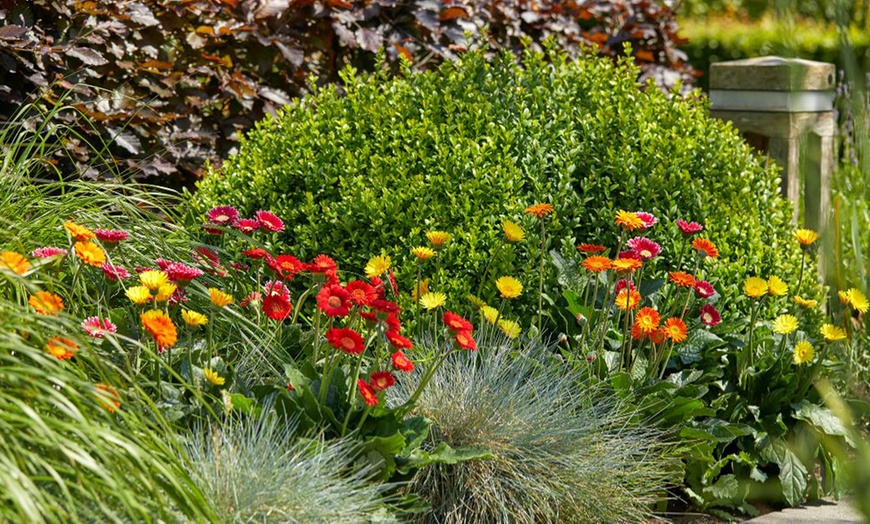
xmin=537 ymin=218 xmax=546 ymax=334
xmin=340 ymin=352 xmax=366 ymax=436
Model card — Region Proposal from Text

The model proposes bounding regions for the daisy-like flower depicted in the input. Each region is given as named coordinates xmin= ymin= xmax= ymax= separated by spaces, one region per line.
xmin=74 ymin=241 xmax=106 ymax=267
xmin=31 ymin=247 xmax=68 ymax=259
xmin=443 ymin=311 xmax=473 ymax=332
xmin=633 ymin=307 xmax=661 ymax=334
xmin=845 ymin=288 xmax=869 ymax=313
xmin=793 ymin=340 xmax=815 ymax=365
xmin=410 ymin=246 xmax=436 ymax=260
xmin=370 ymin=370 xmax=396 ymax=391
xmin=95 ymin=228 xmax=128 ymax=243
xmin=676 ymin=219 xmax=703 ymax=235
xmin=81 ymin=317 xmax=117 ymax=338
xmin=582 ymin=256 xmax=611 ymax=273
xmin=481 ymin=305 xmax=499 ymax=324
xmin=234 ymin=218 xmax=260 ymax=234
xmin=615 ymin=279 xmax=637 ymax=293
xmin=181 ymin=309 xmax=208 ymax=327
xmin=371 ymin=299 xmax=401 ymax=315
xmin=420 ymin=292 xmax=447 ymax=310
xmin=669 ymin=271 xmax=696 ymax=288
xmin=155 ymin=259 xmax=173 ymax=271
xmin=141 ymin=310 xmax=178 ymax=349
xmin=325 ymin=327 xmax=365 ymax=355
xmin=357 ymin=379 xmax=379 ymax=407
xmin=263 ymin=294 xmax=293 ymax=321
xmin=64 ymin=221 xmax=95 ymax=240
xmin=838 ymin=290 xmax=851 ymax=305
xmin=206 ymin=206 xmax=239 ymax=225
xmin=496 ymin=276 xmax=523 ymax=298
xmin=386 ymin=330 xmax=413 ymax=350
xmin=243 ymin=248 xmax=271 ymax=260
xmin=771 ymin=314 xmax=799 ymax=335
xmin=768 ymin=276 xmax=788 ymax=296
xmin=139 ymin=270 xmax=170 ymax=291
xmin=255 ymin=210 xmax=284 ymax=232
xmin=615 ymin=289 xmax=641 ymax=311
xmin=454 ymin=330 xmax=477 ymax=350
xmin=692 ymin=238 xmax=719 ymax=259
xmin=744 ymin=277 xmax=768 ymax=298
xmin=694 ymin=281 xmax=715 ymax=299
xmin=795 ymin=228 xmax=819 ymax=248
xmin=792 ymin=296 xmax=818 ymax=308
xmin=101 ymin=263 xmax=130 ymax=281
xmin=309 ymin=254 xmax=337 ymax=274
xmin=426 ymin=231 xmax=451 ymax=248
xmin=165 ymin=262 xmax=204 ymax=283
xmin=96 ymin=383 xmax=121 ymax=413
xmin=699 ymin=304 xmax=721 ymax=326
xmin=29 ymin=291 xmax=64 ymax=315
xmin=391 ymin=351 xmax=414 ymax=372
xmin=466 ymin=294 xmax=486 ymax=309
xmin=611 ymin=257 xmax=642 ymax=272
xmin=239 ymin=291 xmax=262 ymax=308
xmin=270 ymin=254 xmax=306 ymax=279
xmin=662 ymin=317 xmax=688 ymax=342
xmin=524 ymin=203 xmax=554 ymax=218
xmin=202 ymin=368 xmax=226 ymax=386
xmin=154 ymin=283 xmax=178 ymax=303
xmin=626 ymin=237 xmax=661 ymax=260
xmin=209 ymin=288 xmax=234 ymax=308
xmin=365 ymin=254 xmax=391 ymax=279
xmin=317 ymin=284 xmax=352 ymax=317
xmin=577 ymin=243 xmax=607 ymax=253
xmin=820 ymin=324 xmax=847 ymax=342
xmin=125 ymin=286 xmax=152 ymax=305
xmin=618 ymin=249 xmax=642 ymax=261
xmin=635 ymin=211 xmax=658 ymax=229
xmin=649 ymin=328 xmax=666 ymax=345
xmin=503 ymin=220 xmax=525 ymax=242
xmin=0 ymin=251 xmax=29 ymax=275
xmin=498 ymin=318 xmax=521 ymax=339
xmin=614 ymin=210 xmax=644 ymax=231
xmin=46 ymin=337 xmax=77 ymax=360
xmin=345 ymin=280 xmax=377 ymax=307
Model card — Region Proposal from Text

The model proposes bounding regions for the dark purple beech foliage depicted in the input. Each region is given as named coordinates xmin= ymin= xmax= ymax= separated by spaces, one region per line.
xmin=0 ymin=0 xmax=694 ymax=184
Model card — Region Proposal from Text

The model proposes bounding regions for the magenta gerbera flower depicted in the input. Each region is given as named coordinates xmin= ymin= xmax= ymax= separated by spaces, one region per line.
xmin=618 ymin=249 xmax=643 ymax=261
xmin=255 ymin=210 xmax=284 ymax=233
xmin=615 ymin=278 xmax=637 ymax=293
xmin=694 ymin=280 xmax=716 ymax=299
xmin=625 ymin=237 xmax=661 ymax=260
xmin=677 ymin=219 xmax=704 ymax=235
xmin=264 ymin=280 xmax=291 ymax=300
xmin=155 ymin=258 xmax=173 ymax=270
xmin=635 ymin=211 xmax=658 ymax=229
xmin=206 ymin=206 xmax=239 ymax=226
xmin=95 ymin=228 xmax=129 ymax=243
xmin=31 ymin=247 xmax=68 ymax=259
xmin=101 ymin=263 xmax=130 ymax=281
xmin=169 ymin=287 xmax=188 ymax=305
xmin=165 ymin=262 xmax=204 ymax=283
xmin=82 ymin=316 xmax=118 ymax=338
xmin=234 ymin=219 xmax=260 ymax=234
xmin=699 ymin=304 xmax=721 ymax=326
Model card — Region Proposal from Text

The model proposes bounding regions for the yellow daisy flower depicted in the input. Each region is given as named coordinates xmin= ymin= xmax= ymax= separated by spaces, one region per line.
xmin=364 ymin=254 xmax=391 ymax=278
xmin=845 ymin=288 xmax=869 ymax=313
xmin=795 ymin=228 xmax=819 ymax=247
xmin=182 ymin=309 xmax=208 ymax=327
xmin=498 ymin=318 xmax=521 ymax=339
xmin=495 ymin=276 xmax=523 ymax=299
xmin=209 ymin=288 xmax=234 ymax=308
xmin=419 ymin=292 xmax=446 ymax=310
xmin=744 ymin=277 xmax=767 ymax=298
xmin=792 ymin=340 xmax=814 ymax=365
xmin=767 ymin=276 xmax=788 ymax=296
xmin=771 ymin=314 xmax=799 ymax=335
xmin=426 ymin=231 xmax=451 ymax=248
xmin=154 ymin=283 xmax=177 ymax=302
xmin=410 ymin=247 xmax=435 ymax=260
xmin=481 ymin=305 xmax=499 ymax=324
xmin=820 ymin=324 xmax=847 ymax=342
xmin=503 ymin=220 xmax=525 ymax=242
xmin=125 ymin=286 xmax=152 ymax=305
xmin=614 ymin=210 xmax=644 ymax=231
xmin=466 ymin=294 xmax=487 ymax=309
xmin=202 ymin=367 xmax=225 ymax=386
xmin=139 ymin=270 xmax=170 ymax=291
xmin=411 ymin=278 xmax=431 ymax=301
xmin=64 ymin=221 xmax=95 ymax=240
xmin=792 ymin=296 xmax=818 ymax=309
xmin=838 ymin=290 xmax=850 ymax=306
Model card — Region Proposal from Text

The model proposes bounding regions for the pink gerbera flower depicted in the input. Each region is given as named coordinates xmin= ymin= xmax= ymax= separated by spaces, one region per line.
xmin=699 ymin=304 xmax=721 ymax=326
xmin=255 ymin=210 xmax=284 ymax=233
xmin=625 ymin=237 xmax=661 ymax=260
xmin=635 ymin=211 xmax=658 ymax=229
xmin=169 ymin=287 xmax=188 ymax=305
xmin=615 ymin=278 xmax=637 ymax=293
xmin=165 ymin=262 xmax=204 ymax=283
xmin=618 ymin=249 xmax=643 ymax=261
xmin=206 ymin=206 xmax=239 ymax=226
xmin=240 ymin=291 xmax=262 ymax=308
xmin=155 ymin=258 xmax=173 ymax=271
xmin=234 ymin=219 xmax=260 ymax=234
xmin=95 ymin=228 xmax=129 ymax=243
xmin=694 ymin=281 xmax=716 ymax=299
xmin=31 ymin=247 xmax=68 ymax=259
xmin=264 ymin=280 xmax=291 ymax=300
xmin=676 ymin=219 xmax=704 ymax=235
xmin=82 ymin=316 xmax=118 ymax=338
xmin=101 ymin=263 xmax=130 ymax=281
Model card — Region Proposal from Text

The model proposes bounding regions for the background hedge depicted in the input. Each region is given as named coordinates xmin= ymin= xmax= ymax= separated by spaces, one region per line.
xmin=190 ymin=49 xmax=811 ymax=325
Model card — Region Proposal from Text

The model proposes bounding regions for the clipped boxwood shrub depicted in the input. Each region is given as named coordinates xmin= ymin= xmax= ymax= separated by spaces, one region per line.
xmin=190 ymin=49 xmax=812 ymax=324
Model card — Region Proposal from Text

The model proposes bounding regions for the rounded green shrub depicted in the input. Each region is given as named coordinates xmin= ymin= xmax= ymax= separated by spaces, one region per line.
xmin=190 ymin=49 xmax=811 ymax=322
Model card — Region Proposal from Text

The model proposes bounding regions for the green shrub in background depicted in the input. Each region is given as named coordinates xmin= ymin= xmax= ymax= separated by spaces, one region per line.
xmin=190 ymin=49 xmax=813 ymax=327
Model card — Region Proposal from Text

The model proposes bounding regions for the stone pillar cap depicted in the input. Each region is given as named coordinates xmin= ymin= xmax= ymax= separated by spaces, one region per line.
xmin=710 ymin=56 xmax=836 ymax=91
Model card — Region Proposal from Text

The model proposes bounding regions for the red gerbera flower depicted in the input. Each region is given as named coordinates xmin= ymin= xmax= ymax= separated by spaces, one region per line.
xmin=699 ymin=304 xmax=721 ymax=326
xmin=194 ymin=247 xmax=221 ymax=266
xmin=255 ymin=210 xmax=284 ymax=233
xmin=618 ymin=249 xmax=643 ymax=261
xmin=454 ymin=330 xmax=477 ymax=351
xmin=369 ymin=276 xmax=387 ymax=299
xmin=309 ymin=254 xmax=337 ymax=274
xmin=317 ymin=284 xmax=352 ymax=317
xmin=694 ymin=281 xmax=716 ymax=299
xmin=370 ymin=370 xmax=396 ymax=391
xmin=577 ymin=243 xmax=607 ymax=253
xmin=358 ymin=379 xmax=379 ymax=407
xmin=82 ymin=316 xmax=118 ymax=338
xmin=155 ymin=258 xmax=173 ymax=270
xmin=269 ymin=254 xmax=306 ymax=279
xmin=442 ymin=311 xmax=473 ymax=332
xmin=387 ymin=269 xmax=399 ymax=296
xmin=206 ymin=206 xmax=239 ymax=225
xmin=165 ymin=262 xmax=204 ymax=283
xmin=235 ymin=218 xmax=260 ymax=234
xmin=650 ymin=328 xmax=666 ymax=345
xmin=391 ymin=350 xmax=415 ymax=373
xmin=326 ymin=327 xmax=365 ymax=355
xmin=263 ymin=294 xmax=293 ymax=321
xmin=676 ymin=219 xmax=703 ymax=235
xmin=385 ymin=329 xmax=413 ymax=350
xmin=95 ymin=228 xmax=129 ymax=243
xmin=101 ymin=263 xmax=130 ymax=281
xmin=371 ymin=299 xmax=400 ymax=315
xmin=385 ymin=313 xmax=402 ymax=332
xmin=243 ymin=248 xmax=271 ymax=260
xmin=615 ymin=278 xmax=637 ymax=293
xmin=346 ymin=280 xmax=377 ymax=306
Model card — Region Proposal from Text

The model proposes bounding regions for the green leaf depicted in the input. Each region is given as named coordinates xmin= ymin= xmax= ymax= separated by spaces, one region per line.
xmin=230 ymin=393 xmax=256 ymax=414
xmin=791 ymin=401 xmax=855 ymax=447
xmin=704 ymin=473 xmax=739 ymax=501
xmin=760 ymin=438 xmax=808 ymax=507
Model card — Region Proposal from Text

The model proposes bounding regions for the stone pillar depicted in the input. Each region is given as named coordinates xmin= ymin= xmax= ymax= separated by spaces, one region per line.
xmin=709 ymin=56 xmax=836 ymax=234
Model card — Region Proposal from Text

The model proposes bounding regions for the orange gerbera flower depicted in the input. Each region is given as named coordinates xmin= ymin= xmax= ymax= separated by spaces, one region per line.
xmin=614 ymin=210 xmax=644 ymax=231
xmin=524 ymin=203 xmax=554 ymax=218
xmin=64 ymin=221 xmax=95 ymax=240
xmin=633 ymin=307 xmax=661 ymax=334
xmin=46 ymin=337 xmax=78 ymax=360
xmin=29 ymin=291 xmax=64 ymax=315
xmin=691 ymin=238 xmax=719 ymax=259
xmin=96 ymin=383 xmax=121 ymax=413
xmin=577 ymin=243 xmax=607 ymax=253
xmin=140 ymin=310 xmax=178 ymax=349
xmin=0 ymin=251 xmax=29 ymax=275
xmin=669 ymin=271 xmax=696 ymax=288
xmin=649 ymin=328 xmax=666 ymax=345
xmin=74 ymin=241 xmax=106 ymax=267
xmin=662 ymin=317 xmax=688 ymax=343
xmin=611 ymin=257 xmax=642 ymax=272
xmin=582 ymin=256 xmax=612 ymax=273
xmin=615 ymin=289 xmax=641 ymax=311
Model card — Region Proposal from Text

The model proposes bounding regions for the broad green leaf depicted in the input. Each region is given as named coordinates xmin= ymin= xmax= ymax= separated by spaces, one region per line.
xmin=760 ymin=438 xmax=808 ymax=507
xmin=791 ymin=401 xmax=855 ymax=447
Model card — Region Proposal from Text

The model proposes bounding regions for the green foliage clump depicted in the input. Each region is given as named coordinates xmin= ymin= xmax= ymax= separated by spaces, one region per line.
xmin=191 ymin=49 xmax=808 ymax=322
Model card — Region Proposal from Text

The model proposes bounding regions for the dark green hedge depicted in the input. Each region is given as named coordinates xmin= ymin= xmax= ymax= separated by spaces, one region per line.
xmin=190 ymin=49 xmax=811 ymax=323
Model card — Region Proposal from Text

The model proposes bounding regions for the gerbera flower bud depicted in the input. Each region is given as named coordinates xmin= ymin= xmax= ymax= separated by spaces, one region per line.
xmin=203 ymin=367 xmax=226 ymax=386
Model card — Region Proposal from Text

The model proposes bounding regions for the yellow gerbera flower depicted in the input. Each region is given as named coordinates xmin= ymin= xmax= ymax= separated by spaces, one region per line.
xmin=411 ymin=278 xmax=430 ymax=301
xmin=792 ymin=340 xmax=814 ymax=365
xmin=614 ymin=210 xmax=644 ymax=231
xmin=481 ymin=305 xmax=499 ymax=324
xmin=498 ymin=318 xmax=521 ymax=339
xmin=466 ymin=294 xmax=487 ymax=309
xmin=64 ymin=221 xmax=95 ymax=240
xmin=838 ymin=290 xmax=850 ymax=305
xmin=182 ymin=309 xmax=208 ymax=327
xmin=426 ymin=231 xmax=451 ymax=248
xmin=74 ymin=241 xmax=106 ymax=267
xmin=767 ymin=276 xmax=788 ymax=296
xmin=364 ymin=254 xmax=391 ymax=278
xmin=419 ymin=292 xmax=446 ymax=310
xmin=202 ymin=367 xmax=225 ymax=386
xmin=744 ymin=277 xmax=767 ymax=298
xmin=154 ymin=283 xmax=177 ymax=302
xmin=503 ymin=220 xmax=525 ymax=242
xmin=410 ymin=247 xmax=435 ymax=260
xmin=139 ymin=270 xmax=170 ymax=291
xmin=771 ymin=314 xmax=799 ymax=335
xmin=209 ymin=288 xmax=233 ymax=308
xmin=125 ymin=286 xmax=152 ymax=305
xmin=792 ymin=296 xmax=818 ymax=308
xmin=820 ymin=323 xmax=847 ymax=342
xmin=795 ymin=228 xmax=819 ymax=247
xmin=845 ymin=288 xmax=869 ymax=313
xmin=0 ymin=251 xmax=29 ymax=275
xmin=495 ymin=276 xmax=523 ymax=299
